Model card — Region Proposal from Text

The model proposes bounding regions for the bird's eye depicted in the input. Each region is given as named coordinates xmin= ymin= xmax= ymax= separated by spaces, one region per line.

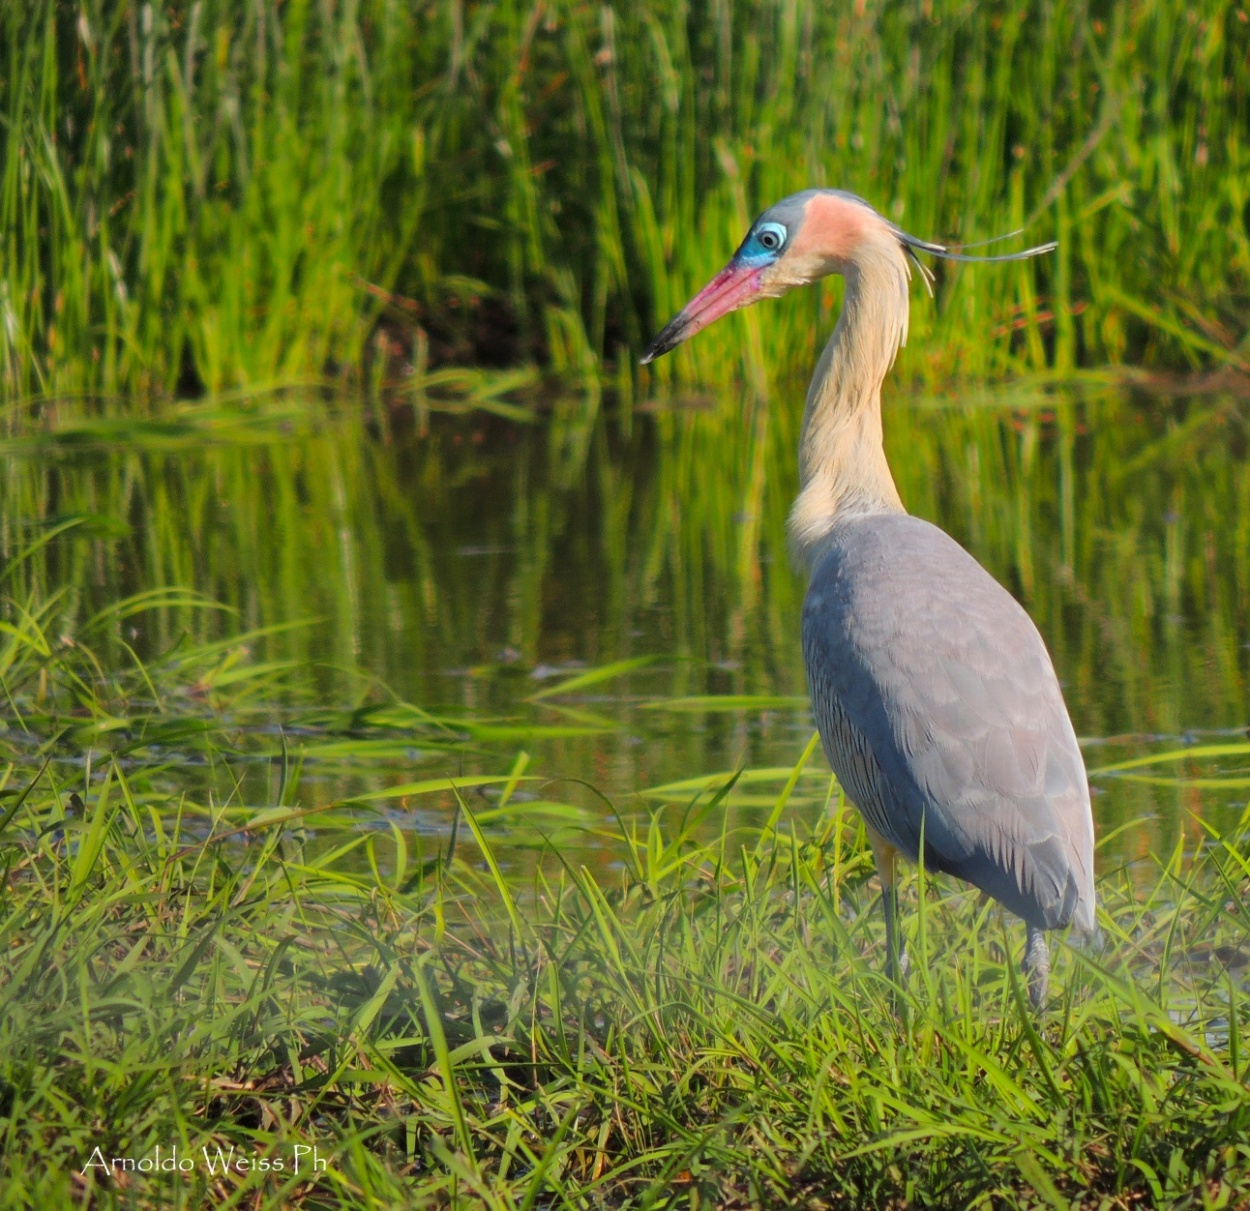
xmin=756 ymin=223 xmax=787 ymax=253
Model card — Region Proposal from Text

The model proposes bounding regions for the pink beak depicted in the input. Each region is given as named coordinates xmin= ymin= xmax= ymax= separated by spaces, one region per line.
xmin=640 ymin=261 xmax=765 ymax=363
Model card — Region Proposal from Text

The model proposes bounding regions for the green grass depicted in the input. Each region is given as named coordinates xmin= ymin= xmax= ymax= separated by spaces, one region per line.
xmin=3 ymin=634 xmax=1250 ymax=1207
xmin=2 ymin=0 xmax=1248 ymax=404
xmin=2 ymin=506 xmax=1250 ymax=1207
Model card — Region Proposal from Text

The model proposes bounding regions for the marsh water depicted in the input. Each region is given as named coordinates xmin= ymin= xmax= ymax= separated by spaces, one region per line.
xmin=6 ymin=379 xmax=1250 ymax=876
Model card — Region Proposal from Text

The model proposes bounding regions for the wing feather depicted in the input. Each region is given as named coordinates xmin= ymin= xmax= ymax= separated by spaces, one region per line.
xmin=803 ymin=513 xmax=1096 ymax=932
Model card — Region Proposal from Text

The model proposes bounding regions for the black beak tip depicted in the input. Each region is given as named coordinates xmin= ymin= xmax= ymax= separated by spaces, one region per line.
xmin=640 ymin=336 xmax=667 ymax=366
xmin=640 ymin=319 xmax=685 ymax=366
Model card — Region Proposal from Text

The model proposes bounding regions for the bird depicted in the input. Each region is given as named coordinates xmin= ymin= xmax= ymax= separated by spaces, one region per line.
xmin=641 ymin=188 xmax=1096 ymax=1008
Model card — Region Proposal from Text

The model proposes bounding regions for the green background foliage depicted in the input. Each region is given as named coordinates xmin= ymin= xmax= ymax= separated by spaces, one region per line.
xmin=3 ymin=0 xmax=1249 ymax=400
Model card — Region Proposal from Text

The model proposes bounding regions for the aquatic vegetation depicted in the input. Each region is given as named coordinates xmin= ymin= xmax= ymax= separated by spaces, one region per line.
xmin=2 ymin=637 xmax=1249 ymax=1206
xmin=0 ymin=383 xmax=1248 ymax=1203
xmin=2 ymin=0 xmax=1248 ymax=402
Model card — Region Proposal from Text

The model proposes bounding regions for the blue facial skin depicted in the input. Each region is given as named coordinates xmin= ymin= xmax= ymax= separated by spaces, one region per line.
xmin=734 ymin=221 xmax=788 ymax=267
xmin=641 ymin=220 xmax=790 ymax=363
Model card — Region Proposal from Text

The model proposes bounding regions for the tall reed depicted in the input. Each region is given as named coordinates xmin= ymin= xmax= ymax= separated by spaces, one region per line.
xmin=2 ymin=1 xmax=1247 ymax=403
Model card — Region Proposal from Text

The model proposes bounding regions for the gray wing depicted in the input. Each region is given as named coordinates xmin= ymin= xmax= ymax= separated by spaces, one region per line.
xmin=803 ymin=513 xmax=1095 ymax=932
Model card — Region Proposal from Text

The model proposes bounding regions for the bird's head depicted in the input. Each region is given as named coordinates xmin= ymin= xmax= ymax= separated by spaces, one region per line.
xmin=640 ymin=188 xmax=1054 ymax=364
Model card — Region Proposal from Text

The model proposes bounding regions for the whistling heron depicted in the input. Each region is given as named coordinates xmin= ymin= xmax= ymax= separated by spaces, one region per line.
xmin=642 ymin=189 xmax=1096 ymax=1007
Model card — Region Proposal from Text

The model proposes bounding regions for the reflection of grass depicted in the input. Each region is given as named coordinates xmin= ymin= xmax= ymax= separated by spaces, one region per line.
xmin=5 ymin=381 xmax=1250 ymax=855
xmin=3 ymin=1 xmax=1247 ymax=399
xmin=3 ymin=628 xmax=1249 ymax=1207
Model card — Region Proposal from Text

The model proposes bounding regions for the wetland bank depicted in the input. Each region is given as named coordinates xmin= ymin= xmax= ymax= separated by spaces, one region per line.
xmin=3 ymin=0 xmax=1250 ymax=1206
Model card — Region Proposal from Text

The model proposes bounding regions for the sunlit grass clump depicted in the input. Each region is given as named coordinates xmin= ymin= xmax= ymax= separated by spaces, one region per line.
xmin=2 ymin=619 xmax=1250 ymax=1208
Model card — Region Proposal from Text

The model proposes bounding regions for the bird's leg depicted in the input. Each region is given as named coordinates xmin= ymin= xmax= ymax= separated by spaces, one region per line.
xmin=867 ymin=828 xmax=907 ymax=987
xmin=1022 ymin=925 xmax=1050 ymax=1010
xmin=884 ymin=878 xmax=909 ymax=983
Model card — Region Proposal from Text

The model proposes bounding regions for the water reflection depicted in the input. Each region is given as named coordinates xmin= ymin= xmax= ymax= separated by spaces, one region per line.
xmin=3 ymin=382 xmax=1249 ymax=869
